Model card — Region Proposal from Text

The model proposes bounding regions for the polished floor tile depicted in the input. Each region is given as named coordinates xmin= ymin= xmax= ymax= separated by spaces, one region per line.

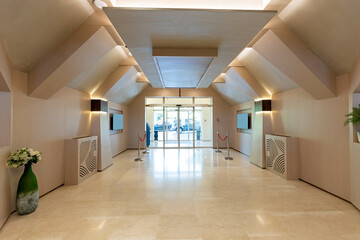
xmin=0 ymin=149 xmax=360 ymax=240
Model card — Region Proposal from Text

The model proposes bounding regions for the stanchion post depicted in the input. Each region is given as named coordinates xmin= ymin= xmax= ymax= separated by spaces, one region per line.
xmin=215 ymin=130 xmax=222 ymax=153
xmin=135 ymin=131 xmax=143 ymax=161
xmin=142 ymin=131 xmax=149 ymax=154
xmin=224 ymin=131 xmax=233 ymax=160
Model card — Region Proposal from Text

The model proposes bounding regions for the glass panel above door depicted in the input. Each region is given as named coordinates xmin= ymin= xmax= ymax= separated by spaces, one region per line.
xmin=165 ymin=97 xmax=193 ymax=105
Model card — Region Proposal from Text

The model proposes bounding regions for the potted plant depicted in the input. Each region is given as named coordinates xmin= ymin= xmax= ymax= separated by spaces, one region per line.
xmin=6 ymin=148 xmax=41 ymax=215
xmin=344 ymin=104 xmax=360 ymax=142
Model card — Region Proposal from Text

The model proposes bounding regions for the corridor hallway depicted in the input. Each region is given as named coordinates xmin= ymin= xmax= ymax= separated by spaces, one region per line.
xmin=1 ymin=149 xmax=360 ymax=240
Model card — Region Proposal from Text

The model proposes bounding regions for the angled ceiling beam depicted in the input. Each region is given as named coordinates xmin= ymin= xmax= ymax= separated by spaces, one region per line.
xmin=226 ymin=66 xmax=270 ymax=100
xmin=0 ymin=41 xmax=12 ymax=92
xmin=82 ymin=11 xmax=125 ymax=46
xmin=136 ymin=73 xmax=150 ymax=83
xmin=121 ymin=56 xmax=138 ymax=66
xmin=252 ymin=28 xmax=336 ymax=99
xmin=211 ymin=74 xmax=254 ymax=105
xmin=92 ymin=65 xmax=138 ymax=99
xmin=229 ymin=57 xmax=243 ymax=67
xmin=111 ymin=81 xmax=149 ymax=105
xmin=28 ymin=26 xmax=117 ymax=99
xmin=136 ymin=76 xmax=149 ymax=83
xmin=213 ymin=74 xmax=226 ymax=83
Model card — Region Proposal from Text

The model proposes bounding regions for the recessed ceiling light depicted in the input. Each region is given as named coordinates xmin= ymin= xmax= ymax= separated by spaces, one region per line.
xmin=93 ymin=0 xmax=107 ymax=9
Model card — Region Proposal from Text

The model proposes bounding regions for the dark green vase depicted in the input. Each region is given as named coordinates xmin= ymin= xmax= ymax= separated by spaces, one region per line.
xmin=16 ymin=163 xmax=39 ymax=215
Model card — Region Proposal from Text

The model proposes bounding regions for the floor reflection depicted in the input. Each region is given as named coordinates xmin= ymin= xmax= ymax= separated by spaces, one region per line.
xmin=150 ymin=149 xmax=204 ymax=178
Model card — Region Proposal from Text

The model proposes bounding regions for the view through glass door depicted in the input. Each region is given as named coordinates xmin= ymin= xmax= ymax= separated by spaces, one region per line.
xmin=146 ymin=97 xmax=213 ymax=148
xmin=164 ymin=106 xmax=178 ymax=148
xmin=179 ymin=107 xmax=194 ymax=147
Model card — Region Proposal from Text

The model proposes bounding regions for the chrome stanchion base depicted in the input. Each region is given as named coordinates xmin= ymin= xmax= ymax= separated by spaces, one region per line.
xmin=134 ymin=158 xmax=143 ymax=161
xmin=215 ymin=149 xmax=222 ymax=153
xmin=224 ymin=156 xmax=233 ymax=160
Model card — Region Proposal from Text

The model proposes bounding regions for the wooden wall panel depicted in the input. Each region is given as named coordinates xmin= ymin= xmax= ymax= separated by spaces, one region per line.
xmin=12 ymin=70 xmax=91 ymax=197
xmin=271 ymin=76 xmax=350 ymax=200
xmin=0 ymin=146 xmax=11 ymax=229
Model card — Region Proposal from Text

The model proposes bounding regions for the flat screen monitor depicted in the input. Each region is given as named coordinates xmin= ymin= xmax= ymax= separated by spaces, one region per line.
xmin=237 ymin=113 xmax=250 ymax=130
xmin=112 ymin=113 xmax=123 ymax=130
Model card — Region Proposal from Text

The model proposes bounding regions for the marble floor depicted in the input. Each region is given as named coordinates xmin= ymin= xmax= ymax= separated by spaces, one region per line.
xmin=1 ymin=149 xmax=360 ymax=240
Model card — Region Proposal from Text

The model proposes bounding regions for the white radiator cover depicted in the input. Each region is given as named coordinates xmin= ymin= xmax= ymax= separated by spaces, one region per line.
xmin=64 ymin=136 xmax=98 ymax=185
xmin=265 ymin=134 xmax=299 ymax=180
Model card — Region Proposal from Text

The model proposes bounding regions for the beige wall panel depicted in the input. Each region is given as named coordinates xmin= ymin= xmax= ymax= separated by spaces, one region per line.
xmin=271 ymin=88 xmax=299 ymax=137
xmin=350 ymin=143 xmax=360 ymax=209
xmin=271 ymin=76 xmax=350 ymax=200
xmin=12 ymin=70 xmax=91 ymax=197
xmin=0 ymin=41 xmax=11 ymax=92
xmin=127 ymin=87 xmax=231 ymax=148
xmin=250 ymin=112 xmax=272 ymax=168
xmin=0 ymin=92 xmax=11 ymax=146
xmin=0 ymin=146 xmax=11 ymax=229
xmin=90 ymin=110 xmax=112 ymax=171
xmin=29 ymin=26 xmax=117 ymax=99
xmin=349 ymin=56 xmax=360 ymax=209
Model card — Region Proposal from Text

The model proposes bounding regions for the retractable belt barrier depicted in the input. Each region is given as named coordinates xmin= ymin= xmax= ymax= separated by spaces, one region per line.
xmin=215 ymin=131 xmax=233 ymax=160
xmin=135 ymin=131 xmax=149 ymax=162
xmin=215 ymin=131 xmax=222 ymax=153
xmin=141 ymin=132 xmax=149 ymax=154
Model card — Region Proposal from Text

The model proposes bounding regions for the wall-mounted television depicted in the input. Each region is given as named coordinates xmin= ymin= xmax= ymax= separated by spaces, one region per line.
xmin=237 ymin=113 xmax=250 ymax=130
xmin=111 ymin=113 xmax=123 ymax=130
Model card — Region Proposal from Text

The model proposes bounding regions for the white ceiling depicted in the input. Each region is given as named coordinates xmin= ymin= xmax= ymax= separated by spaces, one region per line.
xmin=0 ymin=0 xmax=94 ymax=71
xmin=111 ymin=0 xmax=271 ymax=10
xmin=105 ymin=7 xmax=276 ymax=89
xmin=155 ymin=56 xmax=214 ymax=88
xmin=279 ymin=0 xmax=360 ymax=75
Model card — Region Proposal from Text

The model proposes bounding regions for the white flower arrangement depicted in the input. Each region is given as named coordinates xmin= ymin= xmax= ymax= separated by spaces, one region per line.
xmin=6 ymin=148 xmax=42 ymax=168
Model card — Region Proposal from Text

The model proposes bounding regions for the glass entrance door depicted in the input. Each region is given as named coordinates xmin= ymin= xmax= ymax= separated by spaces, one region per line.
xmin=195 ymin=106 xmax=212 ymax=147
xmin=164 ymin=106 xmax=178 ymax=148
xmin=179 ymin=107 xmax=194 ymax=147
xmin=145 ymin=97 xmax=213 ymax=148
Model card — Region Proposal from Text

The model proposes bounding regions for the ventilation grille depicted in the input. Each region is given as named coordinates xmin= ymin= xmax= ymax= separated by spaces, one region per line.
xmin=266 ymin=135 xmax=286 ymax=176
xmin=79 ymin=139 xmax=97 ymax=179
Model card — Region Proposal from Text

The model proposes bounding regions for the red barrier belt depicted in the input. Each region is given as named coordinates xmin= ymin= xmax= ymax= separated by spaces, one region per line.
xmin=140 ymin=133 xmax=146 ymax=142
xmin=218 ymin=133 xmax=228 ymax=141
